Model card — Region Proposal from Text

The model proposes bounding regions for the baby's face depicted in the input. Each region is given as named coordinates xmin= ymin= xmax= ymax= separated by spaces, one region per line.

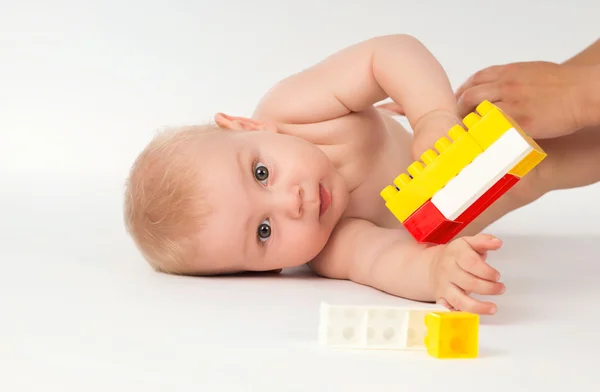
xmin=192 ymin=128 xmax=348 ymax=274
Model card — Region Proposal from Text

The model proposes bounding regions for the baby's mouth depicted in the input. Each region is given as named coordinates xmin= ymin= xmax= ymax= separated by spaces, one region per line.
xmin=319 ymin=183 xmax=331 ymax=217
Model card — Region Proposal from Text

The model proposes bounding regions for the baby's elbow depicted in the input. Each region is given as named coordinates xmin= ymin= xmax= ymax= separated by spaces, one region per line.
xmin=370 ymin=33 xmax=424 ymax=50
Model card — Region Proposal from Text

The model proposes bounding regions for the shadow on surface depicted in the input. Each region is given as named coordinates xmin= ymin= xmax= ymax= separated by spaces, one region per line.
xmin=477 ymin=346 xmax=511 ymax=358
xmin=172 ymin=264 xmax=319 ymax=281
xmin=478 ymin=233 xmax=600 ymax=325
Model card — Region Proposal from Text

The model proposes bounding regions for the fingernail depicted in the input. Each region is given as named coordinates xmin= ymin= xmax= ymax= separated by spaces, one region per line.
xmin=489 ymin=306 xmax=497 ymax=314
xmin=500 ymin=285 xmax=506 ymax=294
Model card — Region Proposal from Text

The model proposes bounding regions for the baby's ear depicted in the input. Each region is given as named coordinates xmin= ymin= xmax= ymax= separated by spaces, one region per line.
xmin=214 ymin=113 xmax=266 ymax=131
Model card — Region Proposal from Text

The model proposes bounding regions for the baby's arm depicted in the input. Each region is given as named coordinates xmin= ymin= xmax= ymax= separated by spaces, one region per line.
xmin=253 ymin=34 xmax=461 ymax=158
xmin=311 ymin=218 xmax=505 ymax=315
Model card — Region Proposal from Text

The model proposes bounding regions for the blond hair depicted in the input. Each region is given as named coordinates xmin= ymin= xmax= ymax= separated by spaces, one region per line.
xmin=123 ymin=124 xmax=220 ymax=273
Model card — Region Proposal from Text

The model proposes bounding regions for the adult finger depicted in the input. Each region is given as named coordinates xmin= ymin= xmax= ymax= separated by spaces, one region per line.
xmin=455 ymin=65 xmax=505 ymax=100
xmin=457 ymin=83 xmax=503 ymax=117
xmin=445 ymin=284 xmax=498 ymax=315
xmin=493 ymin=101 xmax=523 ymax=125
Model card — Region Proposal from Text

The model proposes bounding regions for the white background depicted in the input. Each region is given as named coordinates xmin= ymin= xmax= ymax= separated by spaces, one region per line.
xmin=1 ymin=0 xmax=599 ymax=390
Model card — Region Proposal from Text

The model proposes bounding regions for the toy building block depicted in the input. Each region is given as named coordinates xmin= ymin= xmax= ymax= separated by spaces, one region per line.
xmin=424 ymin=311 xmax=479 ymax=359
xmin=401 ymin=201 xmax=458 ymax=243
xmin=402 ymin=174 xmax=519 ymax=244
xmin=380 ymin=125 xmax=483 ymax=223
xmin=463 ymin=100 xmax=546 ymax=177
xmin=381 ymin=100 xmax=547 ymax=244
xmin=431 ymin=127 xmax=534 ymax=220
xmin=432 ymin=174 xmax=519 ymax=243
xmin=318 ymin=303 xmax=479 ymax=359
xmin=449 ymin=174 xmax=519 ymax=228
xmin=318 ymin=302 xmax=449 ymax=350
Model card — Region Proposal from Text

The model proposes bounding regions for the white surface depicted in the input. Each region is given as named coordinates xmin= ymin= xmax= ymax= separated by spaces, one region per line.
xmin=432 ymin=128 xmax=532 ymax=220
xmin=2 ymin=0 xmax=600 ymax=391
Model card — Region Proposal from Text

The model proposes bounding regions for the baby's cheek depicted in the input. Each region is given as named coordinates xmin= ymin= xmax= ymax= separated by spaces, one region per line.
xmin=309 ymin=225 xmax=331 ymax=253
xmin=298 ymin=228 xmax=322 ymax=249
xmin=291 ymin=226 xmax=325 ymax=258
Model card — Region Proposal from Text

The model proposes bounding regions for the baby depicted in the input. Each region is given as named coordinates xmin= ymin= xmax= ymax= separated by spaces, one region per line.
xmin=123 ymin=34 xmax=599 ymax=315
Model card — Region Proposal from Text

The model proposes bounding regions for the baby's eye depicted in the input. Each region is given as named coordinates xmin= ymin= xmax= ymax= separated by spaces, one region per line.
xmin=257 ymin=219 xmax=271 ymax=243
xmin=254 ymin=162 xmax=269 ymax=185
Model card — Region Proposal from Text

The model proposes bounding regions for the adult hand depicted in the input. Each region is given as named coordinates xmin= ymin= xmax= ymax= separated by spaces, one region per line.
xmin=455 ymin=61 xmax=594 ymax=139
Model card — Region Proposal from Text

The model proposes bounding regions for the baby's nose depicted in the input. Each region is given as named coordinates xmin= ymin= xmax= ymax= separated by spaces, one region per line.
xmin=275 ymin=185 xmax=302 ymax=218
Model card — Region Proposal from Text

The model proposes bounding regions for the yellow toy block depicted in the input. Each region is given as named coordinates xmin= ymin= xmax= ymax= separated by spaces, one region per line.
xmin=424 ymin=311 xmax=478 ymax=359
xmin=380 ymin=125 xmax=483 ymax=222
xmin=462 ymin=100 xmax=546 ymax=178
xmin=381 ymin=100 xmax=547 ymax=226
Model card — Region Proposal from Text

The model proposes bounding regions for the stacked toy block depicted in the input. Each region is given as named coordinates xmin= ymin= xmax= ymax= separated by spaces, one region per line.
xmin=318 ymin=303 xmax=479 ymax=359
xmin=380 ymin=100 xmax=547 ymax=244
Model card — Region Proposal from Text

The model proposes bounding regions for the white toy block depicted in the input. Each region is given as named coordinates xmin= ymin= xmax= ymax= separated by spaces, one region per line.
xmin=318 ymin=302 xmax=448 ymax=350
xmin=431 ymin=128 xmax=532 ymax=220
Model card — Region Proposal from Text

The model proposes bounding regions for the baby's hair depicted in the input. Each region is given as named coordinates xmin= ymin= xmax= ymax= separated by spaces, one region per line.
xmin=123 ymin=124 xmax=220 ymax=274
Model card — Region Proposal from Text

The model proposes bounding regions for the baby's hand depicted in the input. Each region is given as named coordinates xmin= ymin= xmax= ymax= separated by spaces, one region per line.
xmin=411 ymin=111 xmax=464 ymax=161
xmin=430 ymin=233 xmax=505 ymax=315
xmin=375 ymin=101 xmax=463 ymax=160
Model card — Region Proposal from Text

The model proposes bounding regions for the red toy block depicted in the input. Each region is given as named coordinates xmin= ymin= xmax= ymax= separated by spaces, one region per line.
xmin=403 ymin=174 xmax=520 ymax=244
xmin=402 ymin=201 xmax=456 ymax=243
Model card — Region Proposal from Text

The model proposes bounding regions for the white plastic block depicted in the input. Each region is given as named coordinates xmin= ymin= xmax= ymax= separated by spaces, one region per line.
xmin=318 ymin=302 xmax=448 ymax=350
xmin=431 ymin=128 xmax=532 ymax=220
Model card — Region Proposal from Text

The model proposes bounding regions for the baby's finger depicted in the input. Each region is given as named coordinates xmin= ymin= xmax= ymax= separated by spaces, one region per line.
xmin=445 ymin=284 xmax=498 ymax=315
xmin=457 ymin=83 xmax=502 ymax=117
xmin=456 ymin=251 xmax=501 ymax=282
xmin=453 ymin=268 xmax=505 ymax=296
xmin=462 ymin=233 xmax=503 ymax=254
xmin=436 ymin=298 xmax=455 ymax=310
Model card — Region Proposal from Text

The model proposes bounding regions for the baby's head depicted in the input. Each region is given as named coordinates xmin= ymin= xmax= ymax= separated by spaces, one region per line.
xmin=124 ymin=114 xmax=347 ymax=275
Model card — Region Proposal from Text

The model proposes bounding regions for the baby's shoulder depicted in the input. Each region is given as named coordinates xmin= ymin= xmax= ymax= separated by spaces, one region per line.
xmin=257 ymin=105 xmax=387 ymax=147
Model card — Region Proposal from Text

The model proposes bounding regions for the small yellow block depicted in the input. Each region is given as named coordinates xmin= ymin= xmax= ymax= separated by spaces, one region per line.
xmin=424 ymin=311 xmax=479 ymax=359
xmin=380 ymin=125 xmax=483 ymax=222
xmin=463 ymin=100 xmax=546 ymax=177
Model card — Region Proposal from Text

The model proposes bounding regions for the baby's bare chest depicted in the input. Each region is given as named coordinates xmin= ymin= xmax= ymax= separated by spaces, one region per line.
xmin=340 ymin=114 xmax=416 ymax=228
